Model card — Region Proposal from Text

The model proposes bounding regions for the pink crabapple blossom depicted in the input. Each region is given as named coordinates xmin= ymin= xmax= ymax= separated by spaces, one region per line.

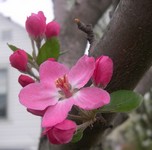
xmin=19 ymin=55 xmax=110 ymax=127
xmin=45 ymin=21 xmax=60 ymax=39
xmin=43 ymin=119 xmax=76 ymax=144
xmin=92 ymin=56 xmax=113 ymax=88
xmin=18 ymin=74 xmax=35 ymax=87
xmin=26 ymin=11 xmax=46 ymax=39
xmin=9 ymin=49 xmax=28 ymax=72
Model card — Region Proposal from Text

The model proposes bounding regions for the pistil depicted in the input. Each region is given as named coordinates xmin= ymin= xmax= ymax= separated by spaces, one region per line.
xmin=55 ymin=75 xmax=72 ymax=98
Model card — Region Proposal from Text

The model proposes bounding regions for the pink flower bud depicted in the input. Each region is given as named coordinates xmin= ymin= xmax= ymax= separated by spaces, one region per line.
xmin=18 ymin=75 xmax=35 ymax=87
xmin=43 ymin=120 xmax=76 ymax=144
xmin=26 ymin=11 xmax=46 ymax=39
xmin=92 ymin=56 xmax=113 ymax=88
xmin=9 ymin=50 xmax=28 ymax=71
xmin=45 ymin=21 xmax=60 ymax=39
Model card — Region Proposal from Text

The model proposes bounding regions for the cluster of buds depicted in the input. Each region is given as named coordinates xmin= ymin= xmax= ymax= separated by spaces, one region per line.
xmin=26 ymin=11 xmax=60 ymax=40
xmin=8 ymin=11 xmax=113 ymax=145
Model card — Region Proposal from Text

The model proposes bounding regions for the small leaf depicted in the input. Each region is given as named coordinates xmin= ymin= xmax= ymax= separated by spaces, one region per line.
xmin=7 ymin=43 xmax=19 ymax=51
xmin=7 ymin=43 xmax=33 ymax=60
xmin=99 ymin=90 xmax=143 ymax=113
xmin=36 ymin=38 xmax=60 ymax=65
xmin=71 ymin=130 xmax=83 ymax=143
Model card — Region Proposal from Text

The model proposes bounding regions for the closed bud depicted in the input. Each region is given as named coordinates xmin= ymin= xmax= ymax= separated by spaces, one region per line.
xmin=92 ymin=56 xmax=113 ymax=88
xmin=43 ymin=120 xmax=76 ymax=144
xmin=18 ymin=74 xmax=35 ymax=87
xmin=26 ymin=11 xmax=46 ymax=39
xmin=45 ymin=21 xmax=60 ymax=39
xmin=9 ymin=50 xmax=28 ymax=71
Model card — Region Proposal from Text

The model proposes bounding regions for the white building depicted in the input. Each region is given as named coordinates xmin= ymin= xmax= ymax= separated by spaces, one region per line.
xmin=0 ymin=14 xmax=41 ymax=150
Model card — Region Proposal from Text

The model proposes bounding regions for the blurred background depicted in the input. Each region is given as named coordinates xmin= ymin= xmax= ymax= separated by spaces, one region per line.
xmin=0 ymin=0 xmax=152 ymax=150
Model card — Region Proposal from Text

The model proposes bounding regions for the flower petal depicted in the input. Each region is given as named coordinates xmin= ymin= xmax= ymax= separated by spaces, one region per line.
xmin=42 ymin=98 xmax=74 ymax=127
xmin=19 ymin=83 xmax=58 ymax=110
xmin=73 ymin=87 xmax=110 ymax=110
xmin=68 ymin=55 xmax=95 ymax=89
xmin=55 ymin=119 xmax=77 ymax=131
xmin=40 ymin=60 xmax=69 ymax=86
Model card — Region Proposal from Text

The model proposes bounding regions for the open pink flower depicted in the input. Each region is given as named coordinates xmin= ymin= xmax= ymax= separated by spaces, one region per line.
xmin=19 ymin=55 xmax=110 ymax=127
xmin=43 ymin=119 xmax=76 ymax=144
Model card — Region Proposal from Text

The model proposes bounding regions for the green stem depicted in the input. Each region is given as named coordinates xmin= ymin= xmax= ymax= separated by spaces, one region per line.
xmin=68 ymin=114 xmax=84 ymax=121
xmin=31 ymin=39 xmax=37 ymax=61
xmin=27 ymin=69 xmax=39 ymax=81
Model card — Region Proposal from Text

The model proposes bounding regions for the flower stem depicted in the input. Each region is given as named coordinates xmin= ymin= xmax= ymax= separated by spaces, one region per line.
xmin=31 ymin=39 xmax=37 ymax=60
xmin=77 ymin=119 xmax=96 ymax=131
xmin=68 ymin=114 xmax=84 ymax=121
xmin=27 ymin=69 xmax=39 ymax=81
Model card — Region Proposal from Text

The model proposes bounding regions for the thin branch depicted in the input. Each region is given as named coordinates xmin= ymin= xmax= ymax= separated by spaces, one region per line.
xmin=74 ymin=18 xmax=96 ymax=55
xmin=57 ymin=0 xmax=113 ymax=67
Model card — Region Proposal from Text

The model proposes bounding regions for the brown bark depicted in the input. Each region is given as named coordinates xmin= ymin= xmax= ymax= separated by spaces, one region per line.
xmin=135 ymin=67 xmax=152 ymax=95
xmin=93 ymin=0 xmax=152 ymax=92
xmin=53 ymin=0 xmax=68 ymax=25
xmin=57 ymin=0 xmax=113 ymax=67
xmin=53 ymin=0 xmax=152 ymax=149
xmin=39 ymin=0 xmax=152 ymax=149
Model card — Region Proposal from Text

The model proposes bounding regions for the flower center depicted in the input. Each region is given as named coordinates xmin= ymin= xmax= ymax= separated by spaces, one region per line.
xmin=55 ymin=75 xmax=72 ymax=98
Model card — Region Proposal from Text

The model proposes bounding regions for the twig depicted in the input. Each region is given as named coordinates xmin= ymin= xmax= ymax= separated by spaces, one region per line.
xmin=74 ymin=18 xmax=96 ymax=56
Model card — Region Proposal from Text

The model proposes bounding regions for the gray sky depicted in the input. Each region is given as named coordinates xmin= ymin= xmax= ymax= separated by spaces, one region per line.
xmin=0 ymin=0 xmax=54 ymax=26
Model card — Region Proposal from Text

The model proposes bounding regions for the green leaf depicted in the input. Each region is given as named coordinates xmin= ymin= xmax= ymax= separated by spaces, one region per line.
xmin=7 ymin=43 xmax=33 ymax=60
xmin=71 ymin=130 xmax=83 ymax=143
xmin=7 ymin=43 xmax=19 ymax=51
xmin=99 ymin=90 xmax=143 ymax=113
xmin=36 ymin=38 xmax=60 ymax=65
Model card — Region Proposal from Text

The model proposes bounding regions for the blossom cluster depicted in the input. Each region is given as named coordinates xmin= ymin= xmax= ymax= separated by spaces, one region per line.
xmin=9 ymin=11 xmax=113 ymax=145
xmin=26 ymin=11 xmax=60 ymax=40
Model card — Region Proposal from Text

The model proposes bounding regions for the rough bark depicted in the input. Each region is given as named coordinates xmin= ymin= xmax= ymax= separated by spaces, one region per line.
xmin=94 ymin=0 xmax=152 ymax=92
xmin=53 ymin=0 xmax=68 ymax=25
xmin=90 ymin=0 xmax=152 ymax=149
xmin=39 ymin=0 xmax=152 ymax=149
xmin=135 ymin=67 xmax=152 ymax=95
xmin=57 ymin=0 xmax=113 ymax=67
xmin=53 ymin=0 xmax=152 ymax=149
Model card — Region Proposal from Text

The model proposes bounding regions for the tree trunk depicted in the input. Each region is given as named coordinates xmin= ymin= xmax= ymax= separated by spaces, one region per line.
xmin=39 ymin=0 xmax=152 ymax=149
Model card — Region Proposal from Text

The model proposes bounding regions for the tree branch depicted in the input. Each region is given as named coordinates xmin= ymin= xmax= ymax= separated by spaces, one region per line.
xmin=134 ymin=66 xmax=152 ymax=95
xmin=56 ymin=0 xmax=152 ymax=149
xmin=53 ymin=0 xmax=68 ymax=24
xmin=57 ymin=0 xmax=113 ymax=66
xmin=93 ymin=0 xmax=152 ymax=92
